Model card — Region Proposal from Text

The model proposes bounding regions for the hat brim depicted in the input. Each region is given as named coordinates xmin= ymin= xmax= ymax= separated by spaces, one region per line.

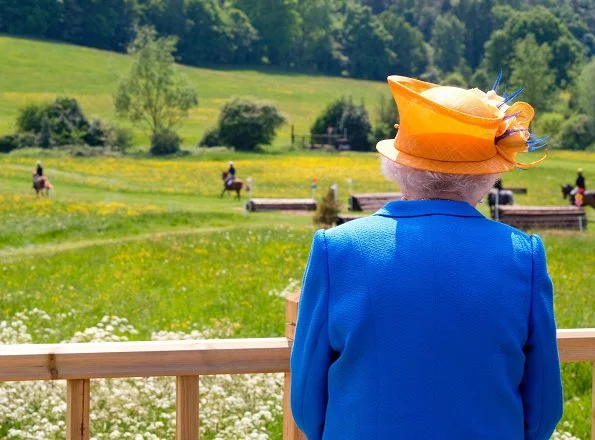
xmin=376 ymin=138 xmax=516 ymax=175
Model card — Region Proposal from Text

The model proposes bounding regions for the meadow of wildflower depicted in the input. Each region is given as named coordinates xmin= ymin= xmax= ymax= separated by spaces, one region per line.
xmin=0 ymin=149 xmax=593 ymax=439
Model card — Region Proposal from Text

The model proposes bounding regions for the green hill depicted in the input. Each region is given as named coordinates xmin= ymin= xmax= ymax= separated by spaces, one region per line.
xmin=0 ymin=36 xmax=386 ymax=147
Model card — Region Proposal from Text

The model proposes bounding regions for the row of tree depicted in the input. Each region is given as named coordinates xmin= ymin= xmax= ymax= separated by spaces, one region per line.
xmin=1 ymin=0 xmax=594 ymax=82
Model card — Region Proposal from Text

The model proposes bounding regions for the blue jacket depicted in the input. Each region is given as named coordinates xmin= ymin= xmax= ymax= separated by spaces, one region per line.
xmin=291 ymin=200 xmax=563 ymax=440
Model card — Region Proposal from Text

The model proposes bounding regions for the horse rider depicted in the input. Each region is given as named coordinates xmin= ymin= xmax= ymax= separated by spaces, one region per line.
xmin=576 ymin=168 xmax=586 ymax=192
xmin=33 ymin=161 xmax=43 ymax=187
xmin=493 ymin=178 xmax=503 ymax=191
xmin=225 ymin=161 xmax=236 ymax=187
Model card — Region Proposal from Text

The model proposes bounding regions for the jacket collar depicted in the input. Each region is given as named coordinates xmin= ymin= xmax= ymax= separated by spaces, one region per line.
xmin=374 ymin=200 xmax=485 ymax=219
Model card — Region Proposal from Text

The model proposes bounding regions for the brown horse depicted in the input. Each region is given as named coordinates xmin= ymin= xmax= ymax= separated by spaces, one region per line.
xmin=33 ymin=174 xmax=53 ymax=196
xmin=561 ymin=184 xmax=595 ymax=208
xmin=221 ymin=171 xmax=249 ymax=199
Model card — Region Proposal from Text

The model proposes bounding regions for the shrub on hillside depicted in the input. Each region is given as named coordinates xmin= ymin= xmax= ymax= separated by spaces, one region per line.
xmin=313 ymin=187 xmax=340 ymax=228
xmin=84 ymin=118 xmax=113 ymax=147
xmin=12 ymin=98 xmax=132 ymax=151
xmin=311 ymin=97 xmax=372 ymax=151
xmin=555 ymin=114 xmax=595 ymax=150
xmin=534 ymin=112 xmax=565 ymax=138
xmin=112 ymin=126 xmax=134 ymax=151
xmin=0 ymin=132 xmax=39 ymax=153
xmin=150 ymin=129 xmax=181 ymax=155
xmin=441 ymin=72 xmax=467 ymax=88
xmin=16 ymin=103 xmax=50 ymax=133
xmin=45 ymin=97 xmax=90 ymax=146
xmin=216 ymin=98 xmax=285 ymax=151
xmin=199 ymin=127 xmax=221 ymax=147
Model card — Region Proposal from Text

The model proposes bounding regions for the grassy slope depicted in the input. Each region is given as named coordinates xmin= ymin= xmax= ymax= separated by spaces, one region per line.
xmin=0 ymin=36 xmax=386 ymax=147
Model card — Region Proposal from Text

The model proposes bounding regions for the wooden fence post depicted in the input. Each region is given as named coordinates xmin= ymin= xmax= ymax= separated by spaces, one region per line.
xmin=176 ymin=375 xmax=199 ymax=440
xmin=592 ymin=363 xmax=594 ymax=440
xmin=284 ymin=292 xmax=307 ymax=440
xmin=67 ymin=379 xmax=90 ymax=440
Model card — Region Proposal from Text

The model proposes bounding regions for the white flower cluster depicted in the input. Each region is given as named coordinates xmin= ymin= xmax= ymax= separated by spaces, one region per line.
xmin=0 ymin=310 xmax=283 ymax=439
xmin=0 ymin=309 xmax=577 ymax=440
xmin=267 ymin=279 xmax=300 ymax=299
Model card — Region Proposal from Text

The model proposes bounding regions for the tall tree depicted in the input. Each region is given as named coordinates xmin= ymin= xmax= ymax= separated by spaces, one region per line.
xmin=179 ymin=0 xmax=234 ymax=64
xmin=115 ymin=27 xmax=198 ymax=142
xmin=294 ymin=0 xmax=342 ymax=74
xmin=379 ymin=10 xmax=428 ymax=76
xmin=453 ymin=0 xmax=494 ymax=69
xmin=430 ymin=13 xmax=466 ymax=74
xmin=577 ymin=59 xmax=595 ymax=119
xmin=508 ymin=34 xmax=556 ymax=112
xmin=60 ymin=0 xmax=137 ymax=51
xmin=234 ymin=0 xmax=300 ymax=65
xmin=338 ymin=1 xmax=395 ymax=80
xmin=225 ymin=7 xmax=259 ymax=64
xmin=484 ymin=6 xmax=585 ymax=86
xmin=0 ymin=0 xmax=61 ymax=37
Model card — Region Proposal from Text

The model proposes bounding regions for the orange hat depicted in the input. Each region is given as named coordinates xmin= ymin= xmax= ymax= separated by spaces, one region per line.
xmin=376 ymin=75 xmax=547 ymax=175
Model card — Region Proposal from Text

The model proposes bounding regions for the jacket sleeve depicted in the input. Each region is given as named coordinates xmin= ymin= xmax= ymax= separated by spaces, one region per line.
xmin=290 ymin=229 xmax=334 ymax=440
xmin=520 ymin=234 xmax=563 ymax=440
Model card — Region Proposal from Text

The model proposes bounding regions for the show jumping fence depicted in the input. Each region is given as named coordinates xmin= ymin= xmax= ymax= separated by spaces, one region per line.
xmin=0 ymin=293 xmax=594 ymax=440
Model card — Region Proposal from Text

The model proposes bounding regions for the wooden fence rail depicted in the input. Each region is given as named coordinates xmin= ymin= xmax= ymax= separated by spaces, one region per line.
xmin=0 ymin=295 xmax=593 ymax=440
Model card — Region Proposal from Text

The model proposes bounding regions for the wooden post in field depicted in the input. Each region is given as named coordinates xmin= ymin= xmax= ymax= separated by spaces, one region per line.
xmin=592 ymin=363 xmax=594 ymax=440
xmin=67 ymin=379 xmax=90 ymax=440
xmin=176 ymin=376 xmax=199 ymax=440
xmin=284 ymin=292 xmax=307 ymax=440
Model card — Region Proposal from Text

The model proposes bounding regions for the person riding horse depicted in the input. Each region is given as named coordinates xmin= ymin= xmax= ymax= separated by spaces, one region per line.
xmin=32 ymin=160 xmax=53 ymax=196
xmin=33 ymin=161 xmax=43 ymax=187
xmin=225 ymin=161 xmax=236 ymax=187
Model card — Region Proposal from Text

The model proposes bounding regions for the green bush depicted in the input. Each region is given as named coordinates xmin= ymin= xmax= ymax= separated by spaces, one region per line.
xmin=84 ymin=118 xmax=112 ymax=147
xmin=313 ymin=187 xmax=340 ymax=228
xmin=45 ymin=97 xmax=90 ymax=146
xmin=16 ymin=103 xmax=50 ymax=133
xmin=112 ymin=126 xmax=134 ymax=151
xmin=534 ymin=112 xmax=565 ymax=138
xmin=0 ymin=132 xmax=39 ymax=153
xmin=311 ymin=96 xmax=372 ymax=151
xmin=441 ymin=72 xmax=467 ymax=88
xmin=217 ymin=98 xmax=285 ymax=151
xmin=555 ymin=114 xmax=595 ymax=150
xmin=150 ymin=130 xmax=181 ymax=155
xmin=199 ymin=127 xmax=221 ymax=147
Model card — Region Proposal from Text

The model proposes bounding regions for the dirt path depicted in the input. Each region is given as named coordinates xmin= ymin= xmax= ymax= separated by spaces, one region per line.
xmin=0 ymin=226 xmax=237 ymax=262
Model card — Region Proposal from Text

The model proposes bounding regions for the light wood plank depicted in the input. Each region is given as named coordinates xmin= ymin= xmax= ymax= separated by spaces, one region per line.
xmin=283 ymin=372 xmax=307 ymax=440
xmin=557 ymin=329 xmax=595 ymax=362
xmin=286 ymin=293 xmax=300 ymax=325
xmin=67 ymin=379 xmax=90 ymax=440
xmin=0 ymin=338 xmax=290 ymax=381
xmin=176 ymin=376 xmax=199 ymax=440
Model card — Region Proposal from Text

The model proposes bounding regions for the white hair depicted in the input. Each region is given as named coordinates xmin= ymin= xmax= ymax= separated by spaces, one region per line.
xmin=380 ymin=157 xmax=501 ymax=205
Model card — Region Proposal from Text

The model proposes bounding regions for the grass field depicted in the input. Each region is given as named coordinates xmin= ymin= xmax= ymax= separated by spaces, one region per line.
xmin=0 ymin=36 xmax=387 ymax=148
xmin=0 ymin=149 xmax=593 ymax=438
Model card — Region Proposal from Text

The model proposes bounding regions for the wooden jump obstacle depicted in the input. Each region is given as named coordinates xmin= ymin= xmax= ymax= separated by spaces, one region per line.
xmin=494 ymin=205 xmax=587 ymax=230
xmin=336 ymin=214 xmax=366 ymax=225
xmin=349 ymin=192 xmax=402 ymax=212
xmin=246 ymin=198 xmax=317 ymax=212
xmin=503 ymin=187 xmax=528 ymax=194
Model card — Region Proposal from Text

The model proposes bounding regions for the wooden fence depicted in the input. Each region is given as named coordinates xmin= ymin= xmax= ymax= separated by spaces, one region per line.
xmin=0 ymin=293 xmax=593 ymax=440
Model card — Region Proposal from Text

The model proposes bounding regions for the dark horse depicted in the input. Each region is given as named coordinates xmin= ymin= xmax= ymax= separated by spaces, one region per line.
xmin=487 ymin=188 xmax=514 ymax=218
xmin=32 ymin=174 xmax=53 ymax=197
xmin=221 ymin=171 xmax=249 ymax=199
xmin=561 ymin=184 xmax=595 ymax=208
